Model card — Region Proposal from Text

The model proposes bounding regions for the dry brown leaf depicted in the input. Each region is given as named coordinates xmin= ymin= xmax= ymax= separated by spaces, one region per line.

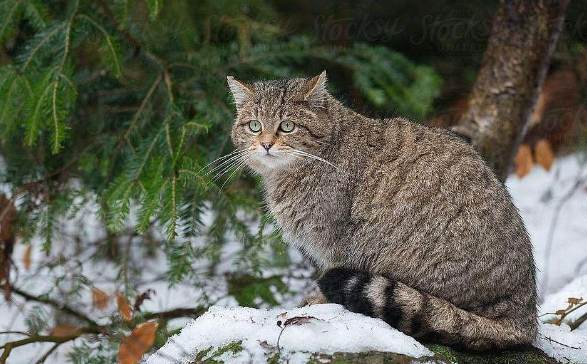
xmin=283 ymin=316 xmax=319 ymax=326
xmin=92 ymin=288 xmax=110 ymax=310
xmin=117 ymin=292 xmax=133 ymax=321
xmin=535 ymin=139 xmax=554 ymax=171
xmin=555 ymin=309 xmax=567 ymax=315
xmin=514 ymin=144 xmax=534 ymax=178
xmin=118 ymin=321 xmax=159 ymax=364
xmin=568 ymin=297 xmax=583 ymax=305
xmin=50 ymin=324 xmax=81 ymax=337
xmin=258 ymin=340 xmax=277 ymax=350
xmin=23 ymin=246 xmax=32 ymax=271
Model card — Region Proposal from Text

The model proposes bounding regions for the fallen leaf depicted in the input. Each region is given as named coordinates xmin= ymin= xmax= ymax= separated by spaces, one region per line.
xmin=118 ymin=321 xmax=158 ymax=364
xmin=258 ymin=340 xmax=277 ymax=350
xmin=23 ymin=246 xmax=32 ymax=271
xmin=50 ymin=324 xmax=80 ymax=337
xmin=92 ymin=288 xmax=110 ymax=310
xmin=535 ymin=139 xmax=554 ymax=171
xmin=568 ymin=297 xmax=583 ymax=305
xmin=283 ymin=316 xmax=319 ymax=327
xmin=117 ymin=292 xmax=133 ymax=321
xmin=514 ymin=144 xmax=533 ymax=178
xmin=555 ymin=309 xmax=567 ymax=315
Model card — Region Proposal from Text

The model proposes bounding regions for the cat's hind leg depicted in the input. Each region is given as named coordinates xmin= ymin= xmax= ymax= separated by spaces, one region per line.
xmin=299 ymin=290 xmax=329 ymax=306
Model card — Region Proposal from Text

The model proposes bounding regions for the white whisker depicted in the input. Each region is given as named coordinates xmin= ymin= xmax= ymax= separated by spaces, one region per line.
xmin=219 ymin=157 xmax=251 ymax=190
xmin=205 ymin=149 xmax=251 ymax=176
xmin=200 ymin=149 xmax=245 ymax=172
xmin=211 ymin=151 xmax=253 ymax=181
xmin=291 ymin=149 xmax=339 ymax=170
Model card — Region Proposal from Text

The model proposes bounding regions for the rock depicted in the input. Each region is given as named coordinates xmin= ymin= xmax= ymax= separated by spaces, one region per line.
xmin=185 ymin=341 xmax=559 ymax=364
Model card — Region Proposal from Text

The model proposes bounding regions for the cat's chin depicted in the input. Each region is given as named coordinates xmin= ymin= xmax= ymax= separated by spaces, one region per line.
xmin=248 ymin=154 xmax=296 ymax=173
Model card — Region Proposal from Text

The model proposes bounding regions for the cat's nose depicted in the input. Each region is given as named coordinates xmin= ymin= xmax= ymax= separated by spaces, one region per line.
xmin=261 ymin=142 xmax=273 ymax=152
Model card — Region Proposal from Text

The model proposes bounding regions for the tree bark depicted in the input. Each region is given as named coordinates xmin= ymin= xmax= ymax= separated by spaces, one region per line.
xmin=453 ymin=0 xmax=570 ymax=180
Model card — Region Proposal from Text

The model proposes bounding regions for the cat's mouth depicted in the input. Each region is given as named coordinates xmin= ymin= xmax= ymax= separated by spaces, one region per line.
xmin=250 ymin=147 xmax=296 ymax=170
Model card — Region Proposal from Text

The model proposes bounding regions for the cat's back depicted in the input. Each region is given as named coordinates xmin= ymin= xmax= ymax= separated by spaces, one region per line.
xmin=349 ymin=117 xmax=534 ymax=308
xmin=355 ymin=117 xmax=500 ymax=199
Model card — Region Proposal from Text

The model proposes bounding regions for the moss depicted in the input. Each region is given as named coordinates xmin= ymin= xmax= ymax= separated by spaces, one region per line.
xmin=189 ymin=341 xmax=244 ymax=363
xmin=305 ymin=351 xmax=446 ymax=364
xmin=210 ymin=340 xmax=244 ymax=357
xmin=425 ymin=344 xmax=558 ymax=364
xmin=190 ymin=341 xmax=558 ymax=364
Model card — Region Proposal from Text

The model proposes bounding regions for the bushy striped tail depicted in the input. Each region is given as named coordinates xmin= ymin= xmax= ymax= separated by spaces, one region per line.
xmin=317 ymin=268 xmax=536 ymax=351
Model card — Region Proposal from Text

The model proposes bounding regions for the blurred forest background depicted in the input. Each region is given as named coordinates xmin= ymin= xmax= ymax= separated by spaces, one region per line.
xmin=0 ymin=0 xmax=586 ymax=363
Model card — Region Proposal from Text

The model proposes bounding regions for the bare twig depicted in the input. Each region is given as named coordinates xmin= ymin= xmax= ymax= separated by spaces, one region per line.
xmin=11 ymin=287 xmax=98 ymax=326
xmin=537 ymin=332 xmax=580 ymax=350
xmin=33 ymin=342 xmax=61 ymax=364
xmin=541 ymin=174 xmax=587 ymax=299
xmin=0 ymin=304 xmax=204 ymax=364
xmin=569 ymin=311 xmax=587 ymax=331
xmin=0 ymin=331 xmax=31 ymax=337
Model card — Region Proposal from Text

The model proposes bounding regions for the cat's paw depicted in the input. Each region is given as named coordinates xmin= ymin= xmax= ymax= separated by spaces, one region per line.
xmin=299 ymin=291 xmax=329 ymax=306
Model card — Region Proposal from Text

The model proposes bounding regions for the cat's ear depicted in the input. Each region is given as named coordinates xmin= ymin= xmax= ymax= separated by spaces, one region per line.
xmin=227 ymin=76 xmax=254 ymax=109
xmin=304 ymin=71 xmax=328 ymax=107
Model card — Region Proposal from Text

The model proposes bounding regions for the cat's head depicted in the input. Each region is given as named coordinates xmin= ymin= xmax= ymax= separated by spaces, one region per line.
xmin=227 ymin=71 xmax=331 ymax=173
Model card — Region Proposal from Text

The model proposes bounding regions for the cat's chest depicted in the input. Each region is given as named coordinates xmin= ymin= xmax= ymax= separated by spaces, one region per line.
xmin=264 ymin=171 xmax=348 ymax=266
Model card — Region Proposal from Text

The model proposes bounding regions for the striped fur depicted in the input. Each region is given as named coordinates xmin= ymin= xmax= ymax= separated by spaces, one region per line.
xmin=319 ymin=268 xmax=533 ymax=351
xmin=227 ymin=73 xmax=538 ymax=352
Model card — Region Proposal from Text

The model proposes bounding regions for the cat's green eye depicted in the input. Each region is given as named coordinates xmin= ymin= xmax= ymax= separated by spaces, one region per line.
xmin=279 ymin=120 xmax=295 ymax=133
xmin=249 ymin=120 xmax=262 ymax=132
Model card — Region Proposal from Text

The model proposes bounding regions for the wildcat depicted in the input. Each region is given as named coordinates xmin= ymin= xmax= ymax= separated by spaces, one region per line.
xmin=226 ymin=71 xmax=537 ymax=351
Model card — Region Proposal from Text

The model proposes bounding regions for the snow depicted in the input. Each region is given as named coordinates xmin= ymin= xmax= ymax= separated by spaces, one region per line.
xmin=534 ymin=275 xmax=587 ymax=363
xmin=144 ymin=304 xmax=433 ymax=364
xmin=535 ymin=323 xmax=587 ymax=364
xmin=540 ymin=275 xmax=587 ymax=324
xmin=506 ymin=154 xmax=587 ymax=297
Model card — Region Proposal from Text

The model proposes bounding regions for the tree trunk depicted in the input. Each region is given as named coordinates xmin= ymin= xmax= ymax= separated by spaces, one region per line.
xmin=453 ymin=0 xmax=570 ymax=180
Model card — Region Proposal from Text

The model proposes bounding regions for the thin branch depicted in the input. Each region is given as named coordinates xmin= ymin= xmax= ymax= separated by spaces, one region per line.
xmin=0 ymin=331 xmax=31 ymax=337
xmin=33 ymin=342 xmax=61 ymax=364
xmin=537 ymin=332 xmax=580 ymax=350
xmin=0 ymin=331 xmax=98 ymax=364
xmin=143 ymin=307 xmax=204 ymax=320
xmin=569 ymin=311 xmax=587 ymax=331
xmin=11 ymin=287 xmax=98 ymax=326
xmin=0 ymin=305 xmax=203 ymax=364
xmin=122 ymin=74 xmax=163 ymax=142
xmin=541 ymin=174 xmax=587 ymax=298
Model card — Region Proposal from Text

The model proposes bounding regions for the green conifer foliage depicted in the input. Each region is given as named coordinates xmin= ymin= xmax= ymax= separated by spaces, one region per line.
xmin=0 ymin=0 xmax=441 ymax=360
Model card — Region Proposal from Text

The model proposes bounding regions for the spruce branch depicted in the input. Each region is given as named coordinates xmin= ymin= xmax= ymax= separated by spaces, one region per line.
xmin=0 ymin=1 xmax=22 ymax=41
xmin=49 ymin=0 xmax=78 ymax=154
xmin=122 ymin=73 xmax=163 ymax=142
xmin=20 ymin=23 xmax=66 ymax=72
xmin=76 ymin=14 xmax=122 ymax=77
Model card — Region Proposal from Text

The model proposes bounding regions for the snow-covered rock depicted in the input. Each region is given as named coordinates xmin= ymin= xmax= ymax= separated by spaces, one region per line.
xmin=145 ymin=304 xmax=433 ymax=364
xmin=148 ymin=276 xmax=587 ymax=363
